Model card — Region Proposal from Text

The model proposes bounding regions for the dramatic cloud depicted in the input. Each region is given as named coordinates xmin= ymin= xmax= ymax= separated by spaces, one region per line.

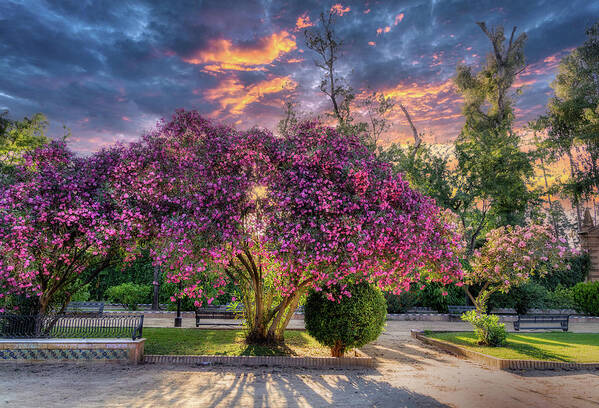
xmin=204 ymin=75 xmax=296 ymax=115
xmin=0 ymin=0 xmax=597 ymax=152
xmin=183 ymin=31 xmax=297 ymax=72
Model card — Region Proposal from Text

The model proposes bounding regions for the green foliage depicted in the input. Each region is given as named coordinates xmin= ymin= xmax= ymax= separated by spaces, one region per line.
xmin=571 ymin=282 xmax=599 ymax=316
xmin=532 ymin=254 xmax=589 ymax=290
xmin=384 ymin=291 xmax=419 ymax=314
xmin=304 ymin=282 xmax=387 ymax=356
xmin=70 ymin=284 xmax=91 ymax=302
xmin=542 ymin=285 xmax=576 ymax=310
xmin=0 ymin=112 xmax=51 ymax=184
xmin=452 ymin=22 xmax=533 ymax=250
xmin=510 ymin=282 xmax=548 ymax=315
xmin=105 ymin=282 xmax=152 ymax=311
xmin=540 ymin=22 xmax=599 ymax=204
xmin=85 ymin=253 xmax=155 ymax=300
xmin=461 ymin=310 xmax=507 ymax=347
xmin=418 ymin=283 xmax=466 ymax=313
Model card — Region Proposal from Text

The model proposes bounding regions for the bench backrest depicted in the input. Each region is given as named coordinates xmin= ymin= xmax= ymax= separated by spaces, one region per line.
xmin=0 ymin=314 xmax=143 ymax=339
xmin=517 ymin=314 xmax=569 ymax=322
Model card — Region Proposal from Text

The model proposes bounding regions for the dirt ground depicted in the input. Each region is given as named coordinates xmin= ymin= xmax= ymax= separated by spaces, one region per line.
xmin=1 ymin=320 xmax=598 ymax=408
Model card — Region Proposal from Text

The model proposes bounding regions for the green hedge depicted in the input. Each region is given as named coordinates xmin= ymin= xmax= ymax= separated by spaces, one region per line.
xmin=571 ymin=282 xmax=599 ymax=316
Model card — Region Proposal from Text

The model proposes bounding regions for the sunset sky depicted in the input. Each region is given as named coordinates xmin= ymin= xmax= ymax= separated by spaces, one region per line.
xmin=1 ymin=0 xmax=597 ymax=152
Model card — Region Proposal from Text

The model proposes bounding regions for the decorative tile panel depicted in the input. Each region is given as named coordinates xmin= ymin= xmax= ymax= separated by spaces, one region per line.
xmin=0 ymin=348 xmax=128 ymax=360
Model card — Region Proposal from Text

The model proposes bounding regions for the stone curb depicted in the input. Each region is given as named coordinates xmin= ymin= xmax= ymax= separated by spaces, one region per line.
xmin=411 ymin=329 xmax=599 ymax=371
xmin=144 ymin=353 xmax=377 ymax=369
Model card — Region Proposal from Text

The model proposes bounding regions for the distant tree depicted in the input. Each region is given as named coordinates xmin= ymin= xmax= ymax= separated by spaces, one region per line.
xmin=453 ymin=22 xmax=533 ymax=251
xmin=277 ymin=101 xmax=299 ymax=137
xmin=0 ymin=112 xmax=51 ymax=183
xmin=465 ymin=224 xmax=574 ymax=313
xmin=304 ymin=9 xmax=353 ymax=126
xmin=360 ymin=91 xmax=395 ymax=150
xmin=539 ymin=21 xmax=599 ymax=229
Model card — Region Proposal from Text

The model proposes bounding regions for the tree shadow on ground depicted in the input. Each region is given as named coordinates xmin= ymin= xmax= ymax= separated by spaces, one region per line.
xmin=133 ymin=366 xmax=451 ymax=408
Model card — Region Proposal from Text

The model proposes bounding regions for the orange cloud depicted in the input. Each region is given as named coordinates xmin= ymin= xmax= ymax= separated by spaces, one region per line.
xmin=394 ymin=13 xmax=404 ymax=25
xmin=183 ymin=31 xmax=296 ymax=72
xmin=376 ymin=28 xmax=383 ymax=35
xmin=368 ymin=41 xmax=376 ymax=46
xmin=122 ymin=116 xmax=130 ymax=121
xmin=287 ymin=58 xmax=304 ymax=63
xmin=331 ymin=4 xmax=350 ymax=16
xmin=384 ymin=26 xmax=391 ymax=33
xmin=205 ymin=76 xmax=296 ymax=115
xmin=359 ymin=79 xmax=464 ymax=143
xmin=296 ymin=14 xmax=313 ymax=30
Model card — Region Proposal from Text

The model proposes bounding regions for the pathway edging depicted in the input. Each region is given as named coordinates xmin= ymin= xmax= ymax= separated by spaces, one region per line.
xmin=144 ymin=353 xmax=376 ymax=369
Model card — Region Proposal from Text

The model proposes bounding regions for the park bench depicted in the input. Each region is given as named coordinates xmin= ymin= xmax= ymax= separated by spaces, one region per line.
xmin=513 ymin=314 xmax=569 ymax=332
xmin=64 ymin=301 xmax=105 ymax=316
xmin=0 ymin=314 xmax=144 ymax=339
xmin=448 ymin=305 xmax=475 ymax=317
xmin=195 ymin=305 xmax=244 ymax=327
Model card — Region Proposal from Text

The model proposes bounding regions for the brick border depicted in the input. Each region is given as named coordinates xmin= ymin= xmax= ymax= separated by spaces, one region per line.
xmin=411 ymin=329 xmax=599 ymax=371
xmin=144 ymin=353 xmax=376 ymax=369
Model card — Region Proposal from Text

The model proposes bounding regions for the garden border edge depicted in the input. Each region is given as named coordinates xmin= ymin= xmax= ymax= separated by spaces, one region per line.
xmin=144 ymin=353 xmax=377 ymax=369
xmin=410 ymin=329 xmax=599 ymax=371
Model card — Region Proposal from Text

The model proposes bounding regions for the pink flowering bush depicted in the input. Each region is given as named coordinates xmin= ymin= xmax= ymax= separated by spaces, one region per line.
xmin=110 ymin=111 xmax=463 ymax=343
xmin=0 ymin=141 xmax=147 ymax=314
xmin=465 ymin=224 xmax=577 ymax=313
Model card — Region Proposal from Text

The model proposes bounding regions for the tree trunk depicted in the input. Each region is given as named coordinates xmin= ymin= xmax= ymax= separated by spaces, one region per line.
xmin=331 ymin=340 xmax=345 ymax=357
xmin=567 ymin=150 xmax=583 ymax=231
xmin=152 ymin=266 xmax=161 ymax=311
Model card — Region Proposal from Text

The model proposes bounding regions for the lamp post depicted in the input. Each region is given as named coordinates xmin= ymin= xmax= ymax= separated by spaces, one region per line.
xmin=174 ymin=281 xmax=182 ymax=327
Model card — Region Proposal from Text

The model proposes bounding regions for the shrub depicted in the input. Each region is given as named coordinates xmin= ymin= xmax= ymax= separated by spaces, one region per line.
xmin=510 ymin=282 xmax=548 ymax=314
xmin=532 ymin=254 xmax=590 ymax=290
xmin=105 ymin=283 xmax=152 ymax=311
xmin=489 ymin=282 xmax=548 ymax=314
xmin=461 ymin=310 xmax=507 ymax=346
xmin=418 ymin=282 xmax=466 ymax=313
xmin=305 ymin=282 xmax=387 ymax=357
xmin=542 ymin=285 xmax=575 ymax=310
xmin=384 ymin=290 xmax=418 ymax=313
xmin=571 ymin=282 xmax=599 ymax=316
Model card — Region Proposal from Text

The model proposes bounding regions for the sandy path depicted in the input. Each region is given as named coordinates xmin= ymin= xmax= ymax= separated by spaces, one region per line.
xmin=1 ymin=320 xmax=598 ymax=407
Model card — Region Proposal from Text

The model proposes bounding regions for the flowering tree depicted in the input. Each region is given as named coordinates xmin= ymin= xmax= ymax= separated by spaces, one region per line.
xmin=0 ymin=142 xmax=147 ymax=314
xmin=113 ymin=110 xmax=463 ymax=344
xmin=465 ymin=224 xmax=577 ymax=313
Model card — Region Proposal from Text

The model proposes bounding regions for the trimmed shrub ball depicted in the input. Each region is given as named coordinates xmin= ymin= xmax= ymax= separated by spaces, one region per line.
xmin=304 ymin=282 xmax=387 ymax=357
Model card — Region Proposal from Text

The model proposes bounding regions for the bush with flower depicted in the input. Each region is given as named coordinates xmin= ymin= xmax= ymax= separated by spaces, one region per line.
xmin=465 ymin=224 xmax=578 ymax=313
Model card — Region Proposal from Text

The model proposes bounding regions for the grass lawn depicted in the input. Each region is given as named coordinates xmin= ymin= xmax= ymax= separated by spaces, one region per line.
xmin=143 ymin=328 xmax=337 ymax=357
xmin=426 ymin=331 xmax=599 ymax=363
